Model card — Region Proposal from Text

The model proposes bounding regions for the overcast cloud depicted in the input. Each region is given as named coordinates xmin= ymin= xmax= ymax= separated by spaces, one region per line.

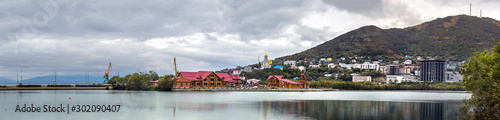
xmin=1 ymin=0 xmax=500 ymax=81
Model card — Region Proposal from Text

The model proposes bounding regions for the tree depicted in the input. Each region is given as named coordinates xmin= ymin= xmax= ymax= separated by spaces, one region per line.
xmin=149 ymin=70 xmax=159 ymax=81
xmin=107 ymin=76 xmax=119 ymax=86
xmin=258 ymin=81 xmax=267 ymax=85
xmin=460 ymin=39 xmax=500 ymax=119
xmin=126 ymin=72 xmax=151 ymax=90
xmin=158 ymin=75 xmax=176 ymax=91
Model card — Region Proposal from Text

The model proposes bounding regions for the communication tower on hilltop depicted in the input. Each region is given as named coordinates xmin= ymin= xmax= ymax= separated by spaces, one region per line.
xmin=480 ymin=9 xmax=482 ymax=17
xmin=470 ymin=3 xmax=471 ymax=16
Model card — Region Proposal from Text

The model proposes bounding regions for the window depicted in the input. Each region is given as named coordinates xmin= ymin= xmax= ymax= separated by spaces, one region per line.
xmin=197 ymin=83 xmax=201 ymax=86
xmin=211 ymin=78 xmax=214 ymax=81
xmin=210 ymin=83 xmax=214 ymax=86
xmin=191 ymin=83 xmax=194 ymax=86
xmin=204 ymin=78 xmax=207 ymax=81
xmin=217 ymin=78 xmax=220 ymax=81
xmin=204 ymin=83 xmax=207 ymax=86
xmin=223 ymin=83 xmax=226 ymax=86
xmin=217 ymin=83 xmax=220 ymax=86
xmin=210 ymin=74 xmax=214 ymax=77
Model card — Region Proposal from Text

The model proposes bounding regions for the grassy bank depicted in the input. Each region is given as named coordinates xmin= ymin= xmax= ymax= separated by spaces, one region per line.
xmin=310 ymin=80 xmax=464 ymax=90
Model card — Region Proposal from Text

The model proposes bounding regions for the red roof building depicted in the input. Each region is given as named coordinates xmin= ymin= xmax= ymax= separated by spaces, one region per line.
xmin=176 ymin=71 xmax=241 ymax=88
xmin=267 ymin=70 xmax=309 ymax=89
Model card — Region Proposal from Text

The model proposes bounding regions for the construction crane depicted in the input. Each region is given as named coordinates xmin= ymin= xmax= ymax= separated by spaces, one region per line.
xmin=174 ymin=57 xmax=179 ymax=77
xmin=103 ymin=62 xmax=112 ymax=84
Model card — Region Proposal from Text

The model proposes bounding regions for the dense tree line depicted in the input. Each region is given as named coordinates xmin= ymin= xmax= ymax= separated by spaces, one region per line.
xmin=244 ymin=66 xmax=385 ymax=85
xmin=459 ymin=39 xmax=500 ymax=119
xmin=107 ymin=70 xmax=176 ymax=91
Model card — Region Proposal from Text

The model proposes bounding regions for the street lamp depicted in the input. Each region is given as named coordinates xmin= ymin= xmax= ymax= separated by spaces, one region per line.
xmin=76 ymin=80 xmax=78 ymax=85
xmin=20 ymin=71 xmax=23 ymax=84
xmin=29 ymin=80 xmax=31 ymax=85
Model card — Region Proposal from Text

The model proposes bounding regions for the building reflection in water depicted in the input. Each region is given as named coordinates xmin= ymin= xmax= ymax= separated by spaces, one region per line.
xmin=262 ymin=100 xmax=462 ymax=120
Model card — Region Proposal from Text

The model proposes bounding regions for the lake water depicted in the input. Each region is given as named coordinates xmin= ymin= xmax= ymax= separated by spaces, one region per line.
xmin=0 ymin=90 xmax=471 ymax=120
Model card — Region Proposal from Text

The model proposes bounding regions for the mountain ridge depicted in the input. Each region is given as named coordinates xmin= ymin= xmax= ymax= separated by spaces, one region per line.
xmin=278 ymin=15 xmax=500 ymax=61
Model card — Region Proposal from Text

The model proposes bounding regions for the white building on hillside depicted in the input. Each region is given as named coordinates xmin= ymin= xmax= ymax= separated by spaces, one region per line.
xmin=328 ymin=63 xmax=337 ymax=68
xmin=352 ymin=76 xmax=372 ymax=82
xmin=386 ymin=75 xmax=416 ymax=83
xmin=284 ymin=60 xmax=297 ymax=67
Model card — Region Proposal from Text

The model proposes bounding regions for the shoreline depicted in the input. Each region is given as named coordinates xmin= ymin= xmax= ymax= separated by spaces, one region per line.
xmin=0 ymin=87 xmax=466 ymax=92
xmin=173 ymin=88 xmax=338 ymax=92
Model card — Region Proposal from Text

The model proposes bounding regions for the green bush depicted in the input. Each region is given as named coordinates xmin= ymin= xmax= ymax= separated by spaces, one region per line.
xmin=126 ymin=72 xmax=151 ymax=90
xmin=310 ymin=80 xmax=464 ymax=90
xmin=158 ymin=75 xmax=176 ymax=91
xmin=112 ymin=84 xmax=127 ymax=90
xmin=75 ymin=85 xmax=107 ymax=87
xmin=46 ymin=84 xmax=72 ymax=87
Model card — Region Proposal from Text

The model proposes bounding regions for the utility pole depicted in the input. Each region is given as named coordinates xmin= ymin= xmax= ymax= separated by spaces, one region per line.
xmin=470 ymin=3 xmax=472 ymax=16
xmin=54 ymin=71 xmax=57 ymax=86
xmin=86 ymin=72 xmax=89 ymax=84
xmin=16 ymin=70 xmax=18 ymax=85
xmin=20 ymin=71 xmax=23 ymax=84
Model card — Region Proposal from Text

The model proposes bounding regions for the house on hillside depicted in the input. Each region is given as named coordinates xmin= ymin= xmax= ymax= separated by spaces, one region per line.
xmin=446 ymin=71 xmax=463 ymax=82
xmin=327 ymin=63 xmax=337 ymax=68
xmin=352 ymin=76 xmax=372 ymax=82
xmin=283 ymin=60 xmax=297 ymax=67
xmin=361 ymin=62 xmax=379 ymax=70
xmin=242 ymin=66 xmax=253 ymax=72
xmin=404 ymin=60 xmax=412 ymax=65
xmin=386 ymin=75 xmax=416 ymax=83
xmin=309 ymin=65 xmax=320 ymax=68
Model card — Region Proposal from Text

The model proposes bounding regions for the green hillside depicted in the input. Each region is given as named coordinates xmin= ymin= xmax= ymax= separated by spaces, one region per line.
xmin=278 ymin=15 xmax=500 ymax=61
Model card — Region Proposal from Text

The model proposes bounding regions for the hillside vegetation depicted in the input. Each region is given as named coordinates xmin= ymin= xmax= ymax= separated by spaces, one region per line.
xmin=278 ymin=15 xmax=500 ymax=61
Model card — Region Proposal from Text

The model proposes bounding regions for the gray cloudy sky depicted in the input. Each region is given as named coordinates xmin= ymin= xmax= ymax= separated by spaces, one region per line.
xmin=1 ymin=0 xmax=499 ymax=80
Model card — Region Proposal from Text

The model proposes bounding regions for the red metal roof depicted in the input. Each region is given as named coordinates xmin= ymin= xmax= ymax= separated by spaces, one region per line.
xmin=178 ymin=71 xmax=213 ymax=81
xmin=215 ymin=73 xmax=241 ymax=83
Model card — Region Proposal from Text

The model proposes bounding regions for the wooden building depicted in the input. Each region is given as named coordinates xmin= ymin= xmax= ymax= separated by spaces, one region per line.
xmin=174 ymin=77 xmax=192 ymax=88
xmin=150 ymin=80 xmax=159 ymax=87
xmin=267 ymin=70 xmax=309 ymax=89
xmin=176 ymin=71 xmax=242 ymax=88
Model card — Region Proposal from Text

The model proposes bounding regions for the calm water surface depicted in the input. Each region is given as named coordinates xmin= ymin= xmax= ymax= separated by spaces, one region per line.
xmin=0 ymin=90 xmax=471 ymax=120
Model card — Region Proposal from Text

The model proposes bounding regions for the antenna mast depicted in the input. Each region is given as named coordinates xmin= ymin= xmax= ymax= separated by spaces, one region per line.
xmin=470 ymin=3 xmax=471 ymax=16
xmin=480 ymin=9 xmax=482 ymax=17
